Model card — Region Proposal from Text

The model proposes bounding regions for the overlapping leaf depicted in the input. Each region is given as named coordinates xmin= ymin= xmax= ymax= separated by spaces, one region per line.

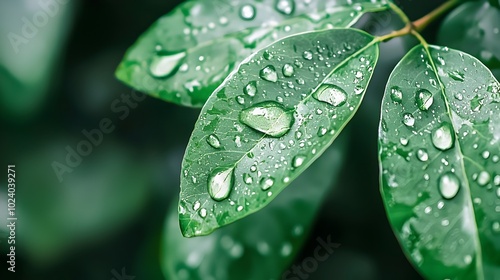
xmin=163 ymin=143 xmax=343 ymax=280
xmin=115 ymin=0 xmax=388 ymax=107
xmin=179 ymin=28 xmax=380 ymax=237
xmin=379 ymin=45 xmax=500 ymax=279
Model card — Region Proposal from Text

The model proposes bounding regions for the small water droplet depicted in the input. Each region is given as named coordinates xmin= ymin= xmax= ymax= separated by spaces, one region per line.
xmin=313 ymin=84 xmax=347 ymax=107
xmin=193 ymin=201 xmax=201 ymax=211
xmin=438 ymin=172 xmax=460 ymax=199
xmin=263 ymin=50 xmax=273 ymax=60
xmin=317 ymin=126 xmax=328 ymax=136
xmin=260 ymin=65 xmax=278 ymax=82
xmin=432 ymin=123 xmax=455 ymax=151
xmin=492 ymin=221 xmax=500 ymax=233
xmin=448 ymin=71 xmax=465 ymax=82
xmin=243 ymin=173 xmax=253 ymax=184
xmin=403 ymin=113 xmax=415 ymax=127
xmin=354 ymin=85 xmax=364 ymax=95
xmin=416 ymin=89 xmax=434 ymax=111
xmin=200 ymin=208 xmax=207 ymax=218
xmin=390 ymin=86 xmax=403 ymax=103
xmin=240 ymin=4 xmax=256 ymax=20
xmin=477 ymin=171 xmax=490 ymax=186
xmin=417 ymin=149 xmax=429 ymax=162
xmin=149 ymin=52 xmax=186 ymax=78
xmin=276 ymin=0 xmax=295 ymax=15
xmin=293 ymin=155 xmax=306 ymax=168
xmin=236 ymin=96 xmax=246 ymax=105
xmin=244 ymin=81 xmax=257 ymax=96
xmin=207 ymin=134 xmax=221 ymax=149
xmin=239 ymin=101 xmax=294 ymax=137
xmin=260 ymin=177 xmax=275 ymax=191
xmin=208 ymin=167 xmax=234 ymax=201
xmin=282 ymin=64 xmax=294 ymax=77
xmin=400 ymin=137 xmax=409 ymax=146
xmin=303 ymin=51 xmax=313 ymax=60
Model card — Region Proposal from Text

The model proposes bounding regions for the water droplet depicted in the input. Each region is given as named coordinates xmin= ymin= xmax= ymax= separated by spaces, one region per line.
xmin=303 ymin=51 xmax=313 ymax=60
xmin=416 ymin=89 xmax=434 ymax=111
xmin=200 ymin=208 xmax=207 ymax=218
xmin=208 ymin=167 xmax=234 ymax=201
xmin=313 ymin=84 xmax=347 ymax=107
xmin=354 ymin=86 xmax=364 ymax=95
xmin=403 ymin=113 xmax=415 ymax=127
xmin=317 ymin=126 xmax=328 ymax=136
xmin=492 ymin=221 xmax=500 ymax=233
xmin=243 ymin=173 xmax=253 ymax=184
xmin=239 ymin=101 xmax=294 ymax=137
xmin=236 ymin=96 xmax=246 ymax=105
xmin=260 ymin=177 xmax=275 ymax=190
xmin=477 ymin=171 xmax=490 ymax=186
xmin=432 ymin=123 xmax=455 ymax=151
xmin=417 ymin=149 xmax=429 ymax=162
xmin=448 ymin=71 xmax=465 ymax=82
xmin=260 ymin=65 xmax=278 ymax=83
xmin=280 ymin=243 xmax=293 ymax=257
xmin=193 ymin=201 xmax=201 ymax=211
xmin=482 ymin=151 xmax=490 ymax=159
xmin=244 ymin=81 xmax=257 ymax=96
xmin=207 ymin=134 xmax=221 ymax=149
xmin=276 ymin=0 xmax=295 ymax=15
xmin=390 ymin=86 xmax=403 ymax=102
xmin=263 ymin=50 xmax=273 ymax=60
xmin=293 ymin=155 xmax=306 ymax=168
xmin=470 ymin=95 xmax=485 ymax=112
xmin=400 ymin=137 xmax=409 ymax=146
xmin=149 ymin=52 xmax=186 ymax=78
xmin=494 ymin=175 xmax=500 ymax=186
xmin=240 ymin=4 xmax=256 ymax=20
xmin=282 ymin=64 xmax=294 ymax=77
xmin=438 ymin=172 xmax=460 ymax=199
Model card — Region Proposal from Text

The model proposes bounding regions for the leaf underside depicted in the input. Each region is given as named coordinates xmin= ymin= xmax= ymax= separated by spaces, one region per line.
xmin=179 ymin=28 xmax=379 ymax=237
xmin=163 ymin=144 xmax=344 ymax=280
xmin=115 ymin=0 xmax=388 ymax=107
xmin=379 ymin=44 xmax=500 ymax=279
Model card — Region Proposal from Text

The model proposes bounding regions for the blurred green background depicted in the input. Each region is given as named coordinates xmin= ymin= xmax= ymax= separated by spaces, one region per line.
xmin=1 ymin=0 xmax=474 ymax=279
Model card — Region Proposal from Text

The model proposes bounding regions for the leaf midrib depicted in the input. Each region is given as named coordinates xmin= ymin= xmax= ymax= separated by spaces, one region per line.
xmin=422 ymin=44 xmax=485 ymax=280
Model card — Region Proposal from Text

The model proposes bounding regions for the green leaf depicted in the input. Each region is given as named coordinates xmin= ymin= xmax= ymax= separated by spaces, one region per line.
xmin=116 ymin=0 xmax=388 ymax=107
xmin=437 ymin=1 xmax=500 ymax=76
xmin=180 ymin=28 xmax=379 ymax=237
xmin=163 ymin=143 xmax=344 ymax=280
xmin=379 ymin=44 xmax=500 ymax=279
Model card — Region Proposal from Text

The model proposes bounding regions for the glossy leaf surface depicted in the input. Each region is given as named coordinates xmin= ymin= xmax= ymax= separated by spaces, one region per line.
xmin=116 ymin=0 xmax=388 ymax=107
xmin=163 ymin=144 xmax=343 ymax=280
xmin=180 ymin=28 xmax=379 ymax=237
xmin=379 ymin=45 xmax=500 ymax=279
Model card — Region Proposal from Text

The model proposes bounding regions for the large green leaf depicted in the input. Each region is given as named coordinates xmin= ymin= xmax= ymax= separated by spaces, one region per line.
xmin=116 ymin=0 xmax=388 ymax=107
xmin=437 ymin=1 xmax=500 ymax=78
xmin=163 ymin=143 xmax=344 ymax=280
xmin=379 ymin=45 xmax=500 ymax=279
xmin=179 ymin=28 xmax=380 ymax=237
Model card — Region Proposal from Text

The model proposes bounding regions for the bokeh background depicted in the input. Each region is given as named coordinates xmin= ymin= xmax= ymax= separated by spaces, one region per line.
xmin=2 ymin=0 xmax=484 ymax=279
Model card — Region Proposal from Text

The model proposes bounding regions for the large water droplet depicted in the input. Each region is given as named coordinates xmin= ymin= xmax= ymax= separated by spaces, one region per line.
xmin=207 ymin=134 xmax=221 ymax=149
xmin=260 ymin=65 xmax=278 ymax=83
xmin=438 ymin=172 xmax=460 ymax=199
xmin=239 ymin=101 xmax=294 ymax=137
xmin=282 ymin=64 xmax=294 ymax=77
xmin=403 ymin=113 xmax=415 ymax=127
xmin=432 ymin=123 xmax=455 ymax=151
xmin=276 ymin=0 xmax=295 ymax=15
xmin=477 ymin=171 xmax=490 ymax=186
xmin=416 ymin=89 xmax=433 ymax=111
xmin=390 ymin=86 xmax=403 ymax=103
xmin=260 ymin=177 xmax=275 ymax=191
xmin=303 ymin=51 xmax=313 ymax=60
xmin=313 ymin=84 xmax=347 ymax=107
xmin=149 ymin=52 xmax=186 ymax=78
xmin=208 ymin=167 xmax=234 ymax=201
xmin=240 ymin=4 xmax=256 ymax=20
xmin=417 ymin=149 xmax=429 ymax=162
xmin=244 ymin=81 xmax=257 ymax=96
xmin=292 ymin=155 xmax=306 ymax=168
